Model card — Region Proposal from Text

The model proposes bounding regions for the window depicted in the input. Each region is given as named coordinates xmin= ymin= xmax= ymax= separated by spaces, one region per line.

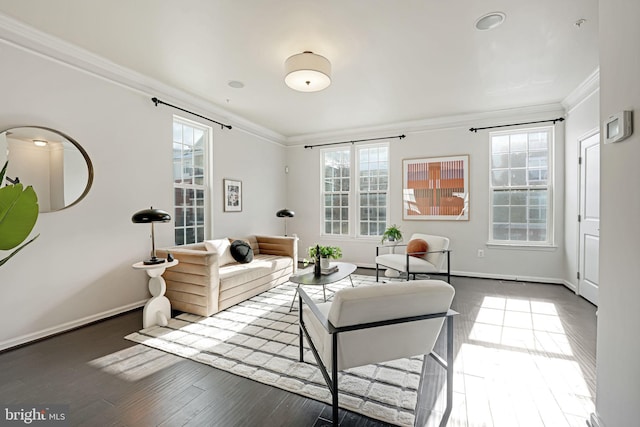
xmin=173 ymin=117 xmax=210 ymax=245
xmin=490 ymin=127 xmax=552 ymax=244
xmin=322 ymin=148 xmax=350 ymax=235
xmin=357 ymin=144 xmax=389 ymax=236
xmin=321 ymin=144 xmax=389 ymax=237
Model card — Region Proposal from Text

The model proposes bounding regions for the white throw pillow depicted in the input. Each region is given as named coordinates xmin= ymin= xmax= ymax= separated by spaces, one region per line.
xmin=204 ymin=239 xmax=235 ymax=266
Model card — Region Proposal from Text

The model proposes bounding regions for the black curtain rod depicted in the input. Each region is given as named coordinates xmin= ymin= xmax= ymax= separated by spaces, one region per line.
xmin=151 ymin=97 xmax=232 ymax=130
xmin=469 ymin=117 xmax=564 ymax=133
xmin=304 ymin=134 xmax=405 ymax=149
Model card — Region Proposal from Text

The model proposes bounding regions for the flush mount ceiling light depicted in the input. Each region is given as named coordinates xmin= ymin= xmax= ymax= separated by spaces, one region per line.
xmin=475 ymin=12 xmax=506 ymax=31
xmin=284 ymin=51 xmax=331 ymax=92
xmin=228 ymin=80 xmax=245 ymax=89
xmin=33 ymin=139 xmax=48 ymax=147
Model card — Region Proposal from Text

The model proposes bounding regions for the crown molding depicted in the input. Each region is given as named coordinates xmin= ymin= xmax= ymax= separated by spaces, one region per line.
xmin=0 ymin=13 xmax=286 ymax=145
xmin=562 ymin=68 xmax=600 ymax=113
xmin=286 ymin=102 xmax=565 ymax=146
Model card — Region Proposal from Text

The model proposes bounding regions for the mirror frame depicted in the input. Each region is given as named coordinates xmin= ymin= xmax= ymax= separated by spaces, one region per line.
xmin=1 ymin=125 xmax=94 ymax=212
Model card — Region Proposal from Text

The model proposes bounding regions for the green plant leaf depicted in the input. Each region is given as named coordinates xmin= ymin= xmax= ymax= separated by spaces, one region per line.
xmin=0 ymin=234 xmax=39 ymax=267
xmin=0 ymin=183 xmax=39 ymax=250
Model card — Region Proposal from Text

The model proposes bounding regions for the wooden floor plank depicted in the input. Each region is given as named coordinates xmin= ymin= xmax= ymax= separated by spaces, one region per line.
xmin=0 ymin=272 xmax=596 ymax=426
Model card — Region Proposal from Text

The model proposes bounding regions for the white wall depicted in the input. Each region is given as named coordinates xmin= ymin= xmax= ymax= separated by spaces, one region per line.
xmin=286 ymin=109 xmax=566 ymax=282
xmin=212 ymin=130 xmax=288 ymax=238
xmin=0 ymin=41 xmax=285 ymax=350
xmin=594 ymin=0 xmax=640 ymax=425
xmin=563 ymin=87 xmax=600 ymax=291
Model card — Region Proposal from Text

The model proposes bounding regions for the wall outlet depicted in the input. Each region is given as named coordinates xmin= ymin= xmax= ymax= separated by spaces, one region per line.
xmin=477 ymin=249 xmax=485 ymax=258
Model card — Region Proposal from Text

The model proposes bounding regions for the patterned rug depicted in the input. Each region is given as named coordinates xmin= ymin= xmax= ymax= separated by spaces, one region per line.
xmin=125 ymin=274 xmax=423 ymax=426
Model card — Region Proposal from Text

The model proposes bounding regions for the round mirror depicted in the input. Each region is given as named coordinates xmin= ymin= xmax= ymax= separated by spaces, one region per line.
xmin=0 ymin=126 xmax=93 ymax=212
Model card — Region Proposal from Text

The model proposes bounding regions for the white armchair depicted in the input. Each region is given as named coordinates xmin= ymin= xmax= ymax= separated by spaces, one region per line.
xmin=298 ymin=279 xmax=457 ymax=426
xmin=375 ymin=233 xmax=451 ymax=282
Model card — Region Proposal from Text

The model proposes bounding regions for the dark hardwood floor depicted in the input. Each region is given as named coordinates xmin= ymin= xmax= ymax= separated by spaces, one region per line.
xmin=0 ymin=271 xmax=596 ymax=426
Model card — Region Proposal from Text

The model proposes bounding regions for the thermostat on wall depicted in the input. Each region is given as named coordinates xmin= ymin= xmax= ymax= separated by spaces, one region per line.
xmin=604 ymin=110 xmax=633 ymax=144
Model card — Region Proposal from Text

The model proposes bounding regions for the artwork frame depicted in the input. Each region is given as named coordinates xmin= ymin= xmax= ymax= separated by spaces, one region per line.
xmin=223 ymin=179 xmax=242 ymax=212
xmin=403 ymin=155 xmax=469 ymax=220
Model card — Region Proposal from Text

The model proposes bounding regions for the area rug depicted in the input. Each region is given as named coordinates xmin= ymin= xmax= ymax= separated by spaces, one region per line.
xmin=125 ymin=274 xmax=423 ymax=426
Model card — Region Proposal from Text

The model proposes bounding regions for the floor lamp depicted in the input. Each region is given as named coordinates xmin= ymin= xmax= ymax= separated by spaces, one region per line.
xmin=276 ymin=208 xmax=295 ymax=236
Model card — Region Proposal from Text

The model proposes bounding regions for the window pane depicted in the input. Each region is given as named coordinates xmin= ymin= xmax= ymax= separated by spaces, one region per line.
xmin=510 ymin=152 xmax=526 ymax=168
xmin=493 ymin=191 xmax=509 ymax=205
xmin=493 ymin=206 xmax=509 ymax=222
xmin=175 ymin=229 xmax=184 ymax=246
xmin=492 ymin=153 xmax=508 ymax=169
xmin=509 ymin=223 xmax=527 ymax=240
xmin=492 ymin=170 xmax=509 ymax=186
xmin=510 ymin=206 xmax=526 ymax=223
xmin=490 ymin=128 xmax=552 ymax=243
xmin=528 ymin=150 xmax=547 ymax=168
xmin=510 ymin=190 xmax=527 ymax=205
xmin=510 ymin=169 xmax=526 ymax=185
xmin=173 ymin=119 xmax=208 ymax=245
xmin=175 ymin=207 xmax=185 ymax=227
xmin=492 ymin=135 xmax=509 ymax=153
xmin=510 ymin=134 xmax=527 ymax=151
xmin=493 ymin=224 xmax=509 ymax=240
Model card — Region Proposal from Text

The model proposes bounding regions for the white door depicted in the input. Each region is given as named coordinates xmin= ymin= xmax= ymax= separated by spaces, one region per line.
xmin=579 ymin=132 xmax=600 ymax=305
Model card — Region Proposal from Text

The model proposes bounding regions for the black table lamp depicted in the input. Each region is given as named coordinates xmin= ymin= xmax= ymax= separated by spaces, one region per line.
xmin=132 ymin=207 xmax=171 ymax=265
xmin=276 ymin=208 xmax=295 ymax=236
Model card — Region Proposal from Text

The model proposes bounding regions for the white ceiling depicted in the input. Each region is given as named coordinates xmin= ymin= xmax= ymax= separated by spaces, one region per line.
xmin=0 ymin=0 xmax=599 ymax=139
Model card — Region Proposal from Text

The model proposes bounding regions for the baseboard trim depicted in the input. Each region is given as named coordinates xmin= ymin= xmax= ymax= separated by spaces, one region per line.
xmin=0 ymin=300 xmax=146 ymax=352
xmin=563 ymin=279 xmax=578 ymax=293
xmin=587 ymin=412 xmax=605 ymax=427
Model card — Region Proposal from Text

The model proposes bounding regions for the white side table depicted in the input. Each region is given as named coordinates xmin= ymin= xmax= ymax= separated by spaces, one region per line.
xmin=132 ymin=259 xmax=179 ymax=328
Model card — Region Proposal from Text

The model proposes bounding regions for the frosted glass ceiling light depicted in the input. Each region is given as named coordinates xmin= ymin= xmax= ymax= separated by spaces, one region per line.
xmin=33 ymin=139 xmax=48 ymax=147
xmin=284 ymin=51 xmax=331 ymax=92
xmin=475 ymin=12 xmax=506 ymax=31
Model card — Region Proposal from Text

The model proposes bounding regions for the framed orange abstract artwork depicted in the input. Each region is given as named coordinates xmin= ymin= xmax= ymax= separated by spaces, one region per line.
xmin=403 ymin=155 xmax=469 ymax=220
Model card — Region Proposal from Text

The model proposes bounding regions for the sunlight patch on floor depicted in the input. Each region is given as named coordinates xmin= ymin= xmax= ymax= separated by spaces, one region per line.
xmin=88 ymin=345 xmax=181 ymax=381
xmin=426 ymin=296 xmax=593 ymax=427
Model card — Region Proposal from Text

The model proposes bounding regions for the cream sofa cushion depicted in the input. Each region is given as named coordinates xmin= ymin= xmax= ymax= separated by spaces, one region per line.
xmin=204 ymin=238 xmax=235 ymax=266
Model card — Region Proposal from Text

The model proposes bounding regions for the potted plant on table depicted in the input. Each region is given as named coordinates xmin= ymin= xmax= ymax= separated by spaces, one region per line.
xmin=307 ymin=245 xmax=342 ymax=269
xmin=381 ymin=224 xmax=403 ymax=244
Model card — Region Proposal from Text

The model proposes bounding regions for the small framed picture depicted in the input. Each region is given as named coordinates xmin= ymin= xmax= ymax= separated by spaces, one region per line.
xmin=223 ymin=179 xmax=242 ymax=212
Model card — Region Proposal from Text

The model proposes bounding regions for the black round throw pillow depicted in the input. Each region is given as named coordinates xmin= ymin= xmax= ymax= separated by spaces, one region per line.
xmin=230 ymin=240 xmax=253 ymax=264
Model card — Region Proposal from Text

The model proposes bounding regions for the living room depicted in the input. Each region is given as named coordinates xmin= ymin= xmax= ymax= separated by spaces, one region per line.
xmin=0 ymin=1 xmax=638 ymax=427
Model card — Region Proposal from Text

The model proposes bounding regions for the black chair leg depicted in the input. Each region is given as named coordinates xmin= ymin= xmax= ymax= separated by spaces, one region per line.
xmin=332 ymin=334 xmax=339 ymax=425
xmin=376 ymin=264 xmax=379 ymax=282
xmin=439 ymin=315 xmax=454 ymax=427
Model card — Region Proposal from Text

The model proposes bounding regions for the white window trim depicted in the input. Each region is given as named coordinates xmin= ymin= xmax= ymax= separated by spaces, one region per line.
xmin=320 ymin=143 xmax=389 ymax=239
xmin=173 ymin=115 xmax=213 ymax=244
xmin=354 ymin=142 xmax=390 ymax=239
xmin=487 ymin=126 xmax=555 ymax=247
xmin=320 ymin=146 xmax=351 ymax=237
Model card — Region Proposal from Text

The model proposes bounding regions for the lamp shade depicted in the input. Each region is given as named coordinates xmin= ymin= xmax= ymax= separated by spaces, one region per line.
xmin=284 ymin=51 xmax=331 ymax=92
xmin=131 ymin=208 xmax=171 ymax=223
xmin=276 ymin=208 xmax=295 ymax=218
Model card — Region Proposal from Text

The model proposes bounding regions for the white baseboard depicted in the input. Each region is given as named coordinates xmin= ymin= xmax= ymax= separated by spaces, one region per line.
xmin=0 ymin=300 xmax=146 ymax=352
xmin=563 ymin=279 xmax=578 ymax=293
